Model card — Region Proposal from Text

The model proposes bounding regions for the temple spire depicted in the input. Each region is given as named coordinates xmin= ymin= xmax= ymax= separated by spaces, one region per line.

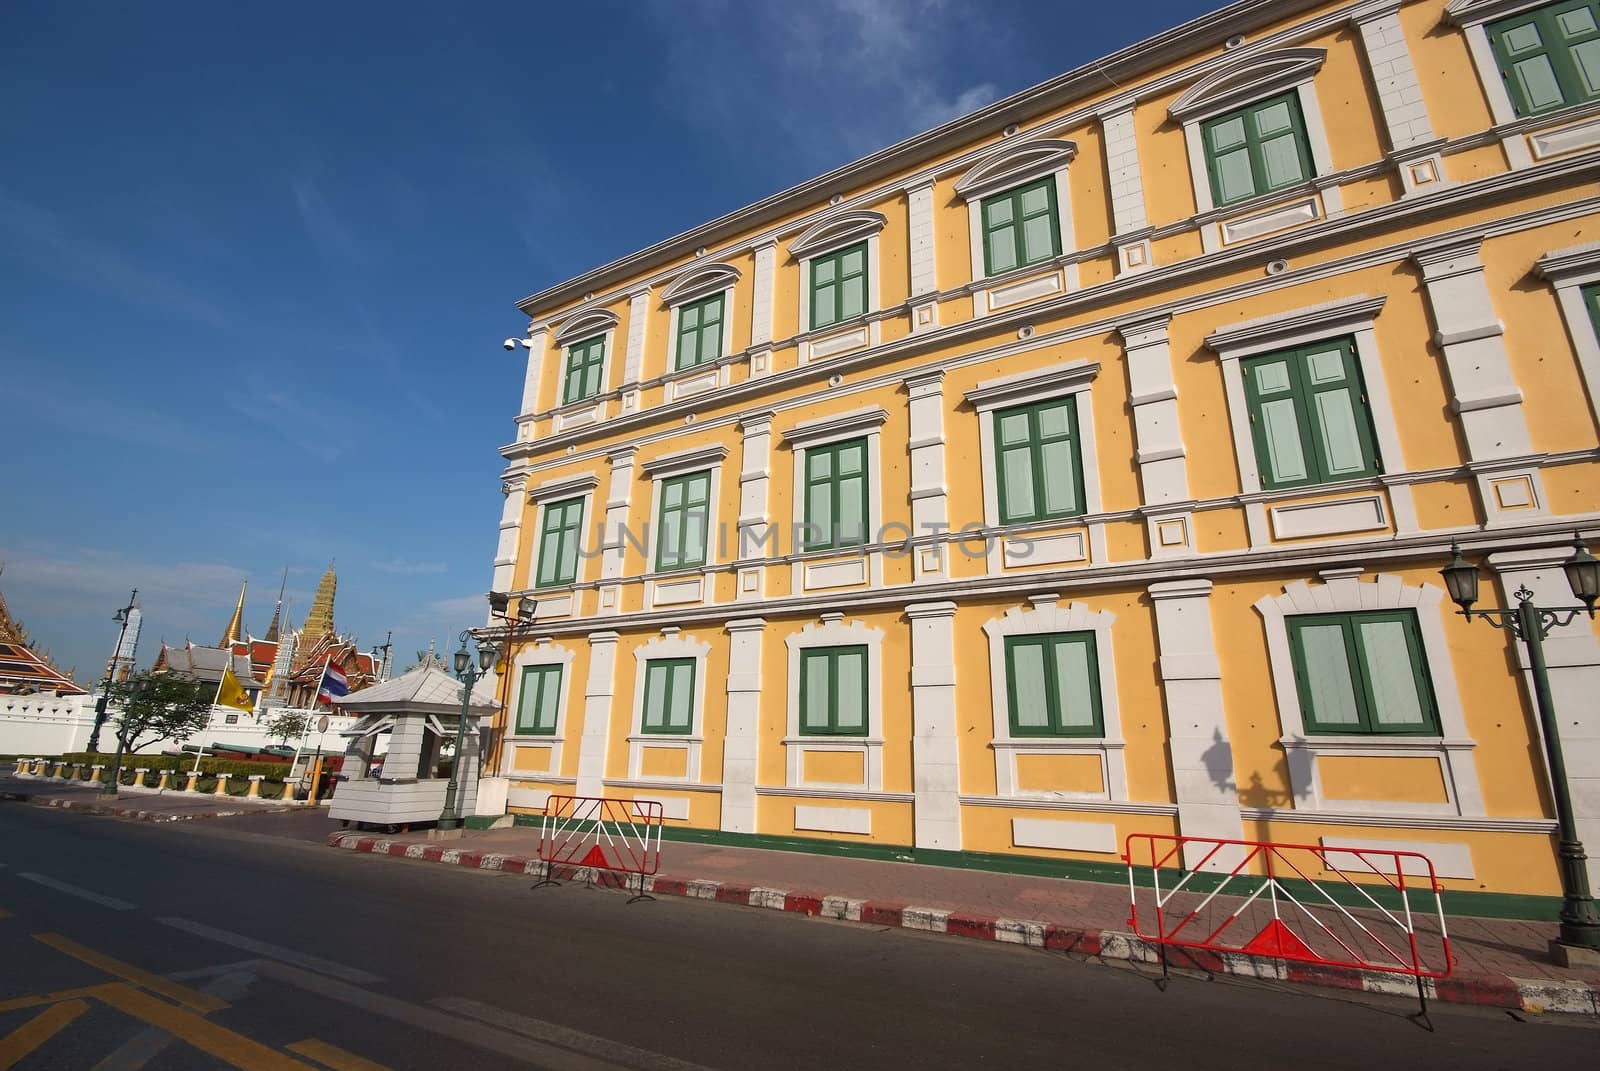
xmin=264 ymin=567 xmax=287 ymax=643
xmin=301 ymin=561 xmax=336 ymax=645
xmin=221 ymin=580 xmax=247 ymax=647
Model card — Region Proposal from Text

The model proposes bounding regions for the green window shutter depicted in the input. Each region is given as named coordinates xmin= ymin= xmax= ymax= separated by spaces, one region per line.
xmin=641 ymin=657 xmax=696 ymax=734
xmin=799 ymin=645 xmax=870 ymax=736
xmin=656 ymin=470 xmax=712 ymax=572
xmin=563 ymin=336 xmax=606 ymax=404
xmin=1489 ymin=2 xmax=1600 ymax=117
xmin=1242 ymin=337 xmax=1379 ymax=490
xmin=515 ymin=664 xmax=563 ymax=735
xmin=1583 ymin=282 xmax=1600 ymax=343
xmin=1003 ymin=632 xmax=1104 ymax=737
xmin=802 ymin=438 xmax=870 ymax=551
xmin=675 ymin=293 xmax=725 ymax=370
xmin=810 ymin=242 xmax=868 ymax=329
xmin=535 ymin=496 xmax=584 ymax=588
xmin=1201 ymin=91 xmax=1314 ymax=206
xmin=1288 ymin=611 xmax=1439 ymax=735
xmin=993 ymin=396 xmax=1085 ymax=524
xmin=980 ymin=177 xmax=1061 ymax=277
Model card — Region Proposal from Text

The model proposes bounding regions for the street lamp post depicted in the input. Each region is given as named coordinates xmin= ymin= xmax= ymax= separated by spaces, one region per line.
xmin=1441 ymin=534 xmax=1600 ymax=961
xmin=485 ymin=591 xmax=536 ymax=777
xmin=439 ymin=630 xmax=497 ymax=831
xmin=87 ymin=589 xmax=138 ymax=754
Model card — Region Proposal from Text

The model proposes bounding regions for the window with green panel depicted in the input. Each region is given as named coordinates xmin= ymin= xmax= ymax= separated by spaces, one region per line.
xmin=1201 ymin=91 xmax=1314 ymax=206
xmin=810 ymin=242 xmax=868 ymax=329
xmin=1583 ymin=281 xmax=1600 ymax=341
xmin=802 ymin=438 xmax=870 ymax=551
xmin=994 ymin=396 xmax=1085 ymax=524
xmin=1241 ymin=337 xmax=1380 ymax=490
xmin=799 ymin=645 xmax=869 ymax=736
xmin=981 ymin=177 xmax=1061 ymax=276
xmin=656 ymin=470 xmax=711 ymax=572
xmin=1489 ymin=1 xmax=1600 ymax=117
xmin=640 ymin=657 xmax=696 ymax=734
xmin=514 ymin=664 xmax=563 ymax=736
xmin=534 ymin=496 xmax=584 ymax=588
xmin=1004 ymin=632 xmax=1103 ymax=738
xmin=562 ymin=335 xmax=606 ymax=404
xmin=675 ymin=293 xmax=725 ymax=370
xmin=1287 ymin=611 xmax=1440 ymax=735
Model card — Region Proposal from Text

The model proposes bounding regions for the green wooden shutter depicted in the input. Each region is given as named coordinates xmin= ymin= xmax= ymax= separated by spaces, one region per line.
xmin=1243 ymin=338 xmax=1379 ymax=490
xmin=981 ymin=178 xmax=1061 ymax=276
xmin=535 ymin=497 xmax=584 ymax=588
xmin=1288 ymin=612 xmax=1439 ymax=735
xmin=642 ymin=658 xmax=696 ymax=734
xmin=1202 ymin=92 xmax=1313 ymax=206
xmin=1490 ymin=2 xmax=1600 ymax=117
xmin=676 ymin=293 xmax=725 ymax=370
xmin=803 ymin=439 xmax=870 ymax=551
xmin=810 ymin=242 xmax=868 ymax=328
xmin=656 ymin=471 xmax=711 ymax=571
xmin=799 ymin=646 xmax=870 ymax=736
xmin=994 ymin=397 xmax=1084 ymax=524
xmin=1004 ymin=633 xmax=1103 ymax=737
xmin=515 ymin=665 xmax=562 ymax=735
xmin=563 ymin=336 xmax=606 ymax=404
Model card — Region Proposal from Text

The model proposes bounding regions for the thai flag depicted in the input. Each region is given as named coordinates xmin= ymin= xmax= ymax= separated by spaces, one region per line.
xmin=318 ymin=662 xmax=350 ymax=705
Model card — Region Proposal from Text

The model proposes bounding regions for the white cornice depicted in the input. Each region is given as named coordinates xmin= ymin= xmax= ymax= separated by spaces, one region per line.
xmin=639 ymin=443 xmax=730 ymax=480
xmin=788 ymin=210 xmax=887 ymax=260
xmin=526 ymin=472 xmax=599 ymax=503
xmin=659 ymin=262 xmax=741 ymax=306
xmin=1168 ymin=47 xmax=1327 ymax=121
xmin=1535 ymin=241 xmax=1600 ymax=282
xmin=953 ymin=138 xmax=1079 ymax=201
xmin=963 ymin=360 xmax=1101 ymax=410
xmin=780 ymin=405 xmax=889 ymax=447
xmin=551 ymin=307 xmax=619 ymax=344
xmin=1204 ymin=294 xmax=1386 ymax=356
xmin=1443 ymin=0 xmax=1548 ymax=27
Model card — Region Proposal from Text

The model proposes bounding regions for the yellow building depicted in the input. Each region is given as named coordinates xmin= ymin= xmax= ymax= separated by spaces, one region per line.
xmin=486 ymin=0 xmax=1600 ymax=903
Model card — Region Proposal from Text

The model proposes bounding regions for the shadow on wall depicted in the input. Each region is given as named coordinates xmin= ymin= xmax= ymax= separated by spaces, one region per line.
xmin=1200 ymin=728 xmax=1310 ymax=809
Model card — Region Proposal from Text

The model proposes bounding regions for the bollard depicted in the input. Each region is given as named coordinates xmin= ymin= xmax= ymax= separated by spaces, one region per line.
xmin=51 ymin=761 xmax=66 ymax=779
xmin=67 ymin=763 xmax=82 ymax=780
xmin=132 ymin=768 xmax=148 ymax=789
xmin=246 ymin=774 xmax=264 ymax=799
xmin=31 ymin=757 xmax=47 ymax=776
xmin=156 ymin=770 xmax=172 ymax=791
xmin=184 ymin=772 xmax=200 ymax=793
xmin=89 ymin=764 xmax=105 ymax=784
xmin=213 ymin=773 xmax=231 ymax=796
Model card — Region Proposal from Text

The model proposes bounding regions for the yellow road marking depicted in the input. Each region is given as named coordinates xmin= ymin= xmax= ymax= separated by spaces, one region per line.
xmin=287 ymin=1038 xmax=396 ymax=1071
xmin=0 ymin=998 xmax=88 ymax=1070
xmin=91 ymin=983 xmax=314 ymax=1071
xmin=32 ymin=932 xmax=228 ymax=1014
xmin=0 ymin=984 xmax=115 ymax=1014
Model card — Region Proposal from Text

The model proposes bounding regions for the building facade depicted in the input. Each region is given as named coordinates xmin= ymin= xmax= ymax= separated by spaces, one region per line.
xmin=486 ymin=0 xmax=1600 ymax=898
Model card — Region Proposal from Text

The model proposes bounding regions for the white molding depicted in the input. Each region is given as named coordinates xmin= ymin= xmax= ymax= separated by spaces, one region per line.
xmin=1252 ymin=572 xmax=1484 ymax=817
xmin=499 ymin=640 xmax=577 ymax=777
xmin=906 ymin=600 xmax=961 ymax=851
xmin=1168 ymin=47 xmax=1329 ymax=121
xmin=795 ymin=227 xmax=883 ymax=348
xmin=783 ymin=616 xmax=886 ymax=791
xmin=1115 ymin=315 xmax=1191 ymax=517
xmin=574 ymin=630 xmax=620 ymax=798
xmin=1536 ymin=242 xmax=1600 ymax=426
xmin=642 ymin=457 xmax=723 ymax=612
xmin=628 ymin=630 xmax=712 ymax=783
xmin=787 ymin=408 xmax=885 ymax=594
xmin=721 ymin=617 xmax=765 ymax=833
xmin=980 ymin=594 xmax=1127 ymax=802
xmin=1443 ymin=0 xmax=1551 ymax=28
xmin=780 ymin=405 xmax=889 ymax=449
xmin=665 ymin=286 xmax=736 ymax=376
xmin=525 ymin=472 xmax=600 ymax=503
xmin=788 ymin=210 xmax=887 ymax=259
xmin=555 ymin=326 xmax=617 ymax=410
xmin=963 ymin=360 xmax=1101 ymax=411
xmin=639 ymin=443 xmax=730 ymax=480
xmin=659 ymin=261 xmax=741 ymax=305
xmin=552 ymin=306 xmax=620 ymax=344
xmin=953 ymin=137 xmax=1079 ymax=201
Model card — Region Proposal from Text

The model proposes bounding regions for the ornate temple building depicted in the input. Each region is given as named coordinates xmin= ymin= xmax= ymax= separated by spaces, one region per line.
xmin=0 ymin=565 xmax=85 ymax=696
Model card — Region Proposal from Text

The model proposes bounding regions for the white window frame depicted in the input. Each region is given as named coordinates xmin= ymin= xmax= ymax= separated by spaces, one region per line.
xmin=781 ymin=406 xmax=888 ymax=594
xmin=981 ymin=594 xmax=1126 ymax=801
xmin=550 ymin=306 xmax=620 ymax=426
xmin=1254 ymin=570 xmax=1483 ymax=816
xmin=953 ymin=138 xmax=1079 ymax=317
xmin=499 ymin=639 xmax=576 ymax=777
xmin=660 ymin=262 xmax=741 ymax=396
xmin=964 ymin=359 xmax=1105 ymax=574
xmin=1204 ymin=295 xmax=1413 ymax=544
xmin=1535 ymin=241 xmax=1600 ymax=424
xmin=789 ymin=209 xmax=885 ymax=363
xmin=640 ymin=443 xmax=728 ymax=610
xmin=627 ymin=629 xmax=711 ymax=783
xmin=783 ymin=614 xmax=885 ymax=792
xmin=524 ymin=473 xmax=600 ymax=606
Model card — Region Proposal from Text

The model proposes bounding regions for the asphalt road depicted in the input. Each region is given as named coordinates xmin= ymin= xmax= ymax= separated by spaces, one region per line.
xmin=0 ymin=803 xmax=1592 ymax=1071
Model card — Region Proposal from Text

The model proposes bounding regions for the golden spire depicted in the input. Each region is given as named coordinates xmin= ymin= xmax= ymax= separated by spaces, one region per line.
xmin=264 ymin=567 xmax=287 ymax=643
xmin=301 ymin=561 xmax=336 ymax=645
xmin=221 ymin=580 xmax=247 ymax=647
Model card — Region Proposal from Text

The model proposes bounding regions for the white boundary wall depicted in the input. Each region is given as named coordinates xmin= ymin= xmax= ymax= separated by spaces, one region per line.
xmin=0 ymin=697 xmax=358 ymax=759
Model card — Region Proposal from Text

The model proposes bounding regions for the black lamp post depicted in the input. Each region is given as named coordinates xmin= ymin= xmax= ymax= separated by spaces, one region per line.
xmin=87 ymin=589 xmax=138 ymax=754
xmin=485 ymin=591 xmax=536 ymax=777
xmin=1442 ymin=534 xmax=1600 ymax=959
xmin=439 ymin=630 xmax=497 ymax=831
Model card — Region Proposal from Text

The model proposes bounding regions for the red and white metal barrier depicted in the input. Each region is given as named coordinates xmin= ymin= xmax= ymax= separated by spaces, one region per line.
xmin=1125 ymin=833 xmax=1453 ymax=988
xmin=536 ymin=795 xmax=664 ymax=899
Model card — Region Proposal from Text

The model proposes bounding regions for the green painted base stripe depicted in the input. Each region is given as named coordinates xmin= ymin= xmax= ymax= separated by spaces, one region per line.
xmin=504 ymin=813 xmax=1562 ymax=919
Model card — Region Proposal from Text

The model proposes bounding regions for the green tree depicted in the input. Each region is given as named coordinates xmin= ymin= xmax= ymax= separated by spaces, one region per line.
xmin=264 ymin=709 xmax=311 ymax=745
xmin=105 ymin=672 xmax=214 ymax=754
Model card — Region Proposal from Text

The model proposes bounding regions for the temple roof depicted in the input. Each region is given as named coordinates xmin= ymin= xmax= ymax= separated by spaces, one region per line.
xmin=0 ymin=565 xmax=87 ymax=695
xmin=157 ymin=641 xmax=265 ymax=690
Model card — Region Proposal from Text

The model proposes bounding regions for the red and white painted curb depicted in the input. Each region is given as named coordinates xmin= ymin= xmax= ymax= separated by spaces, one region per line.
xmin=326 ymin=831 xmax=1599 ymax=1018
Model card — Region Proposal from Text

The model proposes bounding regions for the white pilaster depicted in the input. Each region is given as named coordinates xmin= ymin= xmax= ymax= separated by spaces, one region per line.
xmin=1487 ymin=549 xmax=1600 ymax=889
xmin=597 ymin=447 xmax=636 ymax=615
xmin=519 ymin=325 xmax=548 ymax=417
xmin=906 ymin=601 xmax=961 ymax=852
xmin=1116 ymin=314 xmax=1194 ymax=556
xmin=492 ymin=473 xmax=528 ymax=598
xmin=575 ymin=630 xmax=620 ymax=799
xmin=735 ymin=411 xmax=775 ymax=599
xmin=1098 ymin=103 xmax=1153 ymax=274
xmin=1354 ymin=4 xmax=1446 ymax=195
xmin=721 ymin=618 xmax=766 ymax=833
xmin=905 ymin=371 xmax=949 ymax=581
xmin=1413 ymin=240 xmax=1545 ymax=525
xmin=1149 ymin=579 xmax=1244 ymax=865
xmin=907 ymin=182 xmax=940 ymax=331
xmin=750 ymin=241 xmax=777 ymax=376
xmin=623 ymin=286 xmax=651 ymax=387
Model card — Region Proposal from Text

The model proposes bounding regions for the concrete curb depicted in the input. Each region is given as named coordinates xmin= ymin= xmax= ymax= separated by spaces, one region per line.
xmin=33 ymin=796 xmax=251 ymax=822
xmin=324 ymin=831 xmax=1599 ymax=1018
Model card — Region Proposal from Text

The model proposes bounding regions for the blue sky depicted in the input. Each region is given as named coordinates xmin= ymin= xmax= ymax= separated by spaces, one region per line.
xmin=0 ymin=0 xmax=1212 ymax=682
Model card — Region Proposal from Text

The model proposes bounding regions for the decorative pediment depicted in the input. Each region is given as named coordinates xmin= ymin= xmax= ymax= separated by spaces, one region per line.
xmin=660 ymin=261 xmax=741 ymax=305
xmin=552 ymin=305 xmax=620 ymax=344
xmin=953 ymin=138 xmax=1077 ymax=201
xmin=1168 ymin=48 xmax=1326 ymax=122
xmin=1443 ymin=0 xmax=1546 ymax=27
xmin=788 ymin=210 xmax=886 ymax=259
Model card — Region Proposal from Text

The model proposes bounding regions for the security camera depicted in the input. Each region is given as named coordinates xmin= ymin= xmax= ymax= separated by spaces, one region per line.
xmin=503 ymin=338 xmax=518 ymax=351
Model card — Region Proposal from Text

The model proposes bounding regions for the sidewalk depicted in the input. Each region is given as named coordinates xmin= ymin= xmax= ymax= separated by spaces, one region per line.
xmin=1 ymin=774 xmax=301 ymax=822
xmin=326 ymin=824 xmax=1600 ymax=1018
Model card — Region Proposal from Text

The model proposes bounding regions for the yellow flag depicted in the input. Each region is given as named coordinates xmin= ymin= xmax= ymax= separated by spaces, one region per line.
xmin=218 ymin=667 xmax=253 ymax=712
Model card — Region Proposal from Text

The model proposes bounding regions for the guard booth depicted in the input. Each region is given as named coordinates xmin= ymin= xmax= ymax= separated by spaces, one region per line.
xmin=326 ymin=664 xmax=496 ymax=830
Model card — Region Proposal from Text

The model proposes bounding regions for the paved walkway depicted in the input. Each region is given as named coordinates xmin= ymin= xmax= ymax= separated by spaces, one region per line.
xmin=328 ymin=824 xmax=1600 ymax=1017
